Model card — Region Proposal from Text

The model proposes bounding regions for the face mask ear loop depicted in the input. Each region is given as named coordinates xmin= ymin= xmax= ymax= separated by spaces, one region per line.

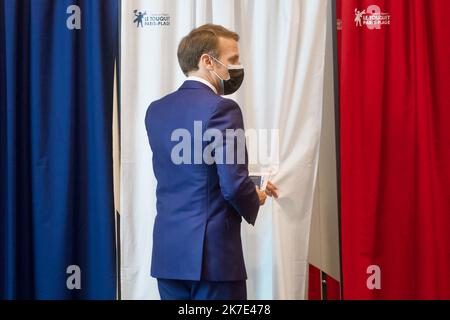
xmin=211 ymin=70 xmax=224 ymax=82
xmin=209 ymin=55 xmax=231 ymax=81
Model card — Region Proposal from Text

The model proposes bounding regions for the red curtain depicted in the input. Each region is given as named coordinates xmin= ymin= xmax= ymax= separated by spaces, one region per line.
xmin=308 ymin=265 xmax=341 ymax=300
xmin=308 ymin=264 xmax=322 ymax=300
xmin=337 ymin=0 xmax=450 ymax=299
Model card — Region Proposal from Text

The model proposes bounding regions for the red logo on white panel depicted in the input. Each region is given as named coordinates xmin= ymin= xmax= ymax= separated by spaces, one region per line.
xmin=355 ymin=5 xmax=391 ymax=30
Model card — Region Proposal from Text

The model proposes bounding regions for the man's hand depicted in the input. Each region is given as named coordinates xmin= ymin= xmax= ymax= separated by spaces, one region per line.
xmin=264 ymin=181 xmax=279 ymax=199
xmin=256 ymin=186 xmax=267 ymax=206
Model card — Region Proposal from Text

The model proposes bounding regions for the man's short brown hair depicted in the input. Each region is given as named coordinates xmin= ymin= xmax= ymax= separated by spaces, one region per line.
xmin=177 ymin=24 xmax=239 ymax=76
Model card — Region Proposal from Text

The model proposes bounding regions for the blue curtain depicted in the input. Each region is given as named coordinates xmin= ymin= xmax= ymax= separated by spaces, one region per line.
xmin=0 ymin=0 xmax=118 ymax=299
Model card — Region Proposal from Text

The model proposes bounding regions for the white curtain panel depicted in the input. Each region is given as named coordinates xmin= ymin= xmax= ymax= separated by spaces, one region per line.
xmin=120 ymin=0 xmax=329 ymax=299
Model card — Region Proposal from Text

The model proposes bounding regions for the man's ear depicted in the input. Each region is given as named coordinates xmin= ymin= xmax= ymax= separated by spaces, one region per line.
xmin=200 ymin=54 xmax=214 ymax=71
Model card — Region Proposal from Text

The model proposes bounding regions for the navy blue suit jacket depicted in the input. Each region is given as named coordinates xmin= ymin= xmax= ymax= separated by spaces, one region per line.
xmin=145 ymin=80 xmax=260 ymax=281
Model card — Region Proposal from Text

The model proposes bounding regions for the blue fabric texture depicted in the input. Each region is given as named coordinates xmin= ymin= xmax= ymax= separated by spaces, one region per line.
xmin=0 ymin=0 xmax=118 ymax=299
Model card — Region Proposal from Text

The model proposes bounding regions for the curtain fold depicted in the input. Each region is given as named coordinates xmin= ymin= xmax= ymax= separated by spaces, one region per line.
xmin=338 ymin=0 xmax=450 ymax=299
xmin=0 ymin=0 xmax=118 ymax=299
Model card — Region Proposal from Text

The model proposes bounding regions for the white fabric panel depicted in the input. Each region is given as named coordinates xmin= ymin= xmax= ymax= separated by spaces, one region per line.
xmin=120 ymin=0 xmax=328 ymax=300
xmin=308 ymin=0 xmax=341 ymax=282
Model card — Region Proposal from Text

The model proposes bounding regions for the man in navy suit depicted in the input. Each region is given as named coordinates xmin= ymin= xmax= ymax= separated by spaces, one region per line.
xmin=145 ymin=24 xmax=279 ymax=300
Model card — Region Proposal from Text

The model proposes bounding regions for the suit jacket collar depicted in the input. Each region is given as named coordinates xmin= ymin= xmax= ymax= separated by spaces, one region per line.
xmin=179 ymin=80 xmax=217 ymax=93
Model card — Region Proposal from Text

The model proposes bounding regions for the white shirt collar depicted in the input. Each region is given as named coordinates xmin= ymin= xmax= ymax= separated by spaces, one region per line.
xmin=186 ymin=76 xmax=218 ymax=94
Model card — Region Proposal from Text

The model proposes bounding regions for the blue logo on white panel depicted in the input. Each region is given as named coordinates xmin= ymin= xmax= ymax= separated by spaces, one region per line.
xmin=133 ymin=10 xmax=170 ymax=28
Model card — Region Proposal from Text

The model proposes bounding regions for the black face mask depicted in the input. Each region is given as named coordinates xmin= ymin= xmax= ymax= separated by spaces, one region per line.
xmin=222 ymin=67 xmax=245 ymax=95
xmin=210 ymin=55 xmax=245 ymax=95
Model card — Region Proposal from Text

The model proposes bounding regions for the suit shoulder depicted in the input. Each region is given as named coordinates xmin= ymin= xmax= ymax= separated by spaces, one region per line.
xmin=212 ymin=97 xmax=242 ymax=117
xmin=146 ymin=91 xmax=177 ymax=118
xmin=149 ymin=91 xmax=177 ymax=108
xmin=206 ymin=97 xmax=245 ymax=131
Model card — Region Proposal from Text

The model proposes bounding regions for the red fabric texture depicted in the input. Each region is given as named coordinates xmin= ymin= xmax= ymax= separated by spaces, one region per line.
xmin=308 ymin=264 xmax=322 ymax=300
xmin=325 ymin=274 xmax=341 ymax=300
xmin=338 ymin=0 xmax=450 ymax=299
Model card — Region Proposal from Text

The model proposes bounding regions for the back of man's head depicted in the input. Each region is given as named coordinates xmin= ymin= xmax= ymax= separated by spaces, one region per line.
xmin=177 ymin=24 xmax=239 ymax=76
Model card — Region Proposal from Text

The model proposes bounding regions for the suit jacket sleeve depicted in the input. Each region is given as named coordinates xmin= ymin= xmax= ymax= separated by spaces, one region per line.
xmin=206 ymin=98 xmax=260 ymax=226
